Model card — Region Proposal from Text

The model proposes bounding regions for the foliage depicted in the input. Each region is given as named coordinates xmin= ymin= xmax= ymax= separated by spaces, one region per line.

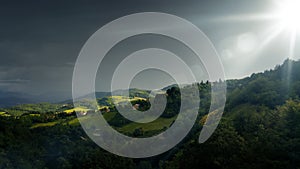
xmin=1 ymin=60 xmax=300 ymax=168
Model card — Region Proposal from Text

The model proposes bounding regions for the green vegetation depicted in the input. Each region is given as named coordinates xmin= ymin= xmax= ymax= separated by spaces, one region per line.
xmin=0 ymin=112 xmax=10 ymax=117
xmin=63 ymin=107 xmax=90 ymax=114
xmin=97 ymin=95 xmax=147 ymax=106
xmin=1 ymin=59 xmax=300 ymax=168
xmin=30 ymin=121 xmax=58 ymax=129
xmin=118 ymin=116 xmax=176 ymax=133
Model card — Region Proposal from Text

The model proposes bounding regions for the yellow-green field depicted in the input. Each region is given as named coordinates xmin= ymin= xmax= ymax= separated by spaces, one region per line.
xmin=63 ymin=107 xmax=91 ymax=114
xmin=30 ymin=121 xmax=58 ymax=129
xmin=67 ymin=112 xmax=117 ymax=125
xmin=99 ymin=106 xmax=109 ymax=110
xmin=0 ymin=112 xmax=10 ymax=117
xmin=67 ymin=113 xmax=176 ymax=133
xmin=31 ymin=112 xmax=117 ymax=128
xmin=106 ymin=96 xmax=146 ymax=105
xmin=29 ymin=114 xmax=40 ymax=117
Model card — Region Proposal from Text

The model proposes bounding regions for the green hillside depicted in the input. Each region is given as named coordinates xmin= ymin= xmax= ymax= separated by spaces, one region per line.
xmin=1 ymin=59 xmax=300 ymax=168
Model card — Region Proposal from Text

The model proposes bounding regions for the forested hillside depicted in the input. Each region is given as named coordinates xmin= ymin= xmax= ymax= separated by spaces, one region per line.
xmin=1 ymin=59 xmax=300 ymax=169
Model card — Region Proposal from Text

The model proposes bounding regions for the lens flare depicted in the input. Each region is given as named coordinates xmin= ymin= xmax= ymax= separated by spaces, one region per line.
xmin=277 ymin=0 xmax=300 ymax=31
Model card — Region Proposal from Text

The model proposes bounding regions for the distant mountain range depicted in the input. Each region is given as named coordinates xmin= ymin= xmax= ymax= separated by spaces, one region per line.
xmin=0 ymin=91 xmax=71 ymax=108
xmin=0 ymin=88 xmax=152 ymax=108
xmin=0 ymin=91 xmax=38 ymax=108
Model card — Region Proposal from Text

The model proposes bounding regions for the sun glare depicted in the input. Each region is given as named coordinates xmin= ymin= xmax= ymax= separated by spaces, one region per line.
xmin=277 ymin=0 xmax=300 ymax=31
xmin=268 ymin=0 xmax=300 ymax=59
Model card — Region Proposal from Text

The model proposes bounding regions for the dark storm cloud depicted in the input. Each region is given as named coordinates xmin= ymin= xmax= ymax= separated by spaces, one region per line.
xmin=0 ymin=0 xmax=292 ymax=100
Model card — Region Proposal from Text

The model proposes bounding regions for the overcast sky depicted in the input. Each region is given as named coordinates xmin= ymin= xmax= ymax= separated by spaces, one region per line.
xmin=0 ymin=0 xmax=300 ymax=99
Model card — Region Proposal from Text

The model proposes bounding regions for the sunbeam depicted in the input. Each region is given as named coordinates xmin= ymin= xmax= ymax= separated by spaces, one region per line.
xmin=276 ymin=0 xmax=300 ymax=31
xmin=260 ymin=24 xmax=285 ymax=49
